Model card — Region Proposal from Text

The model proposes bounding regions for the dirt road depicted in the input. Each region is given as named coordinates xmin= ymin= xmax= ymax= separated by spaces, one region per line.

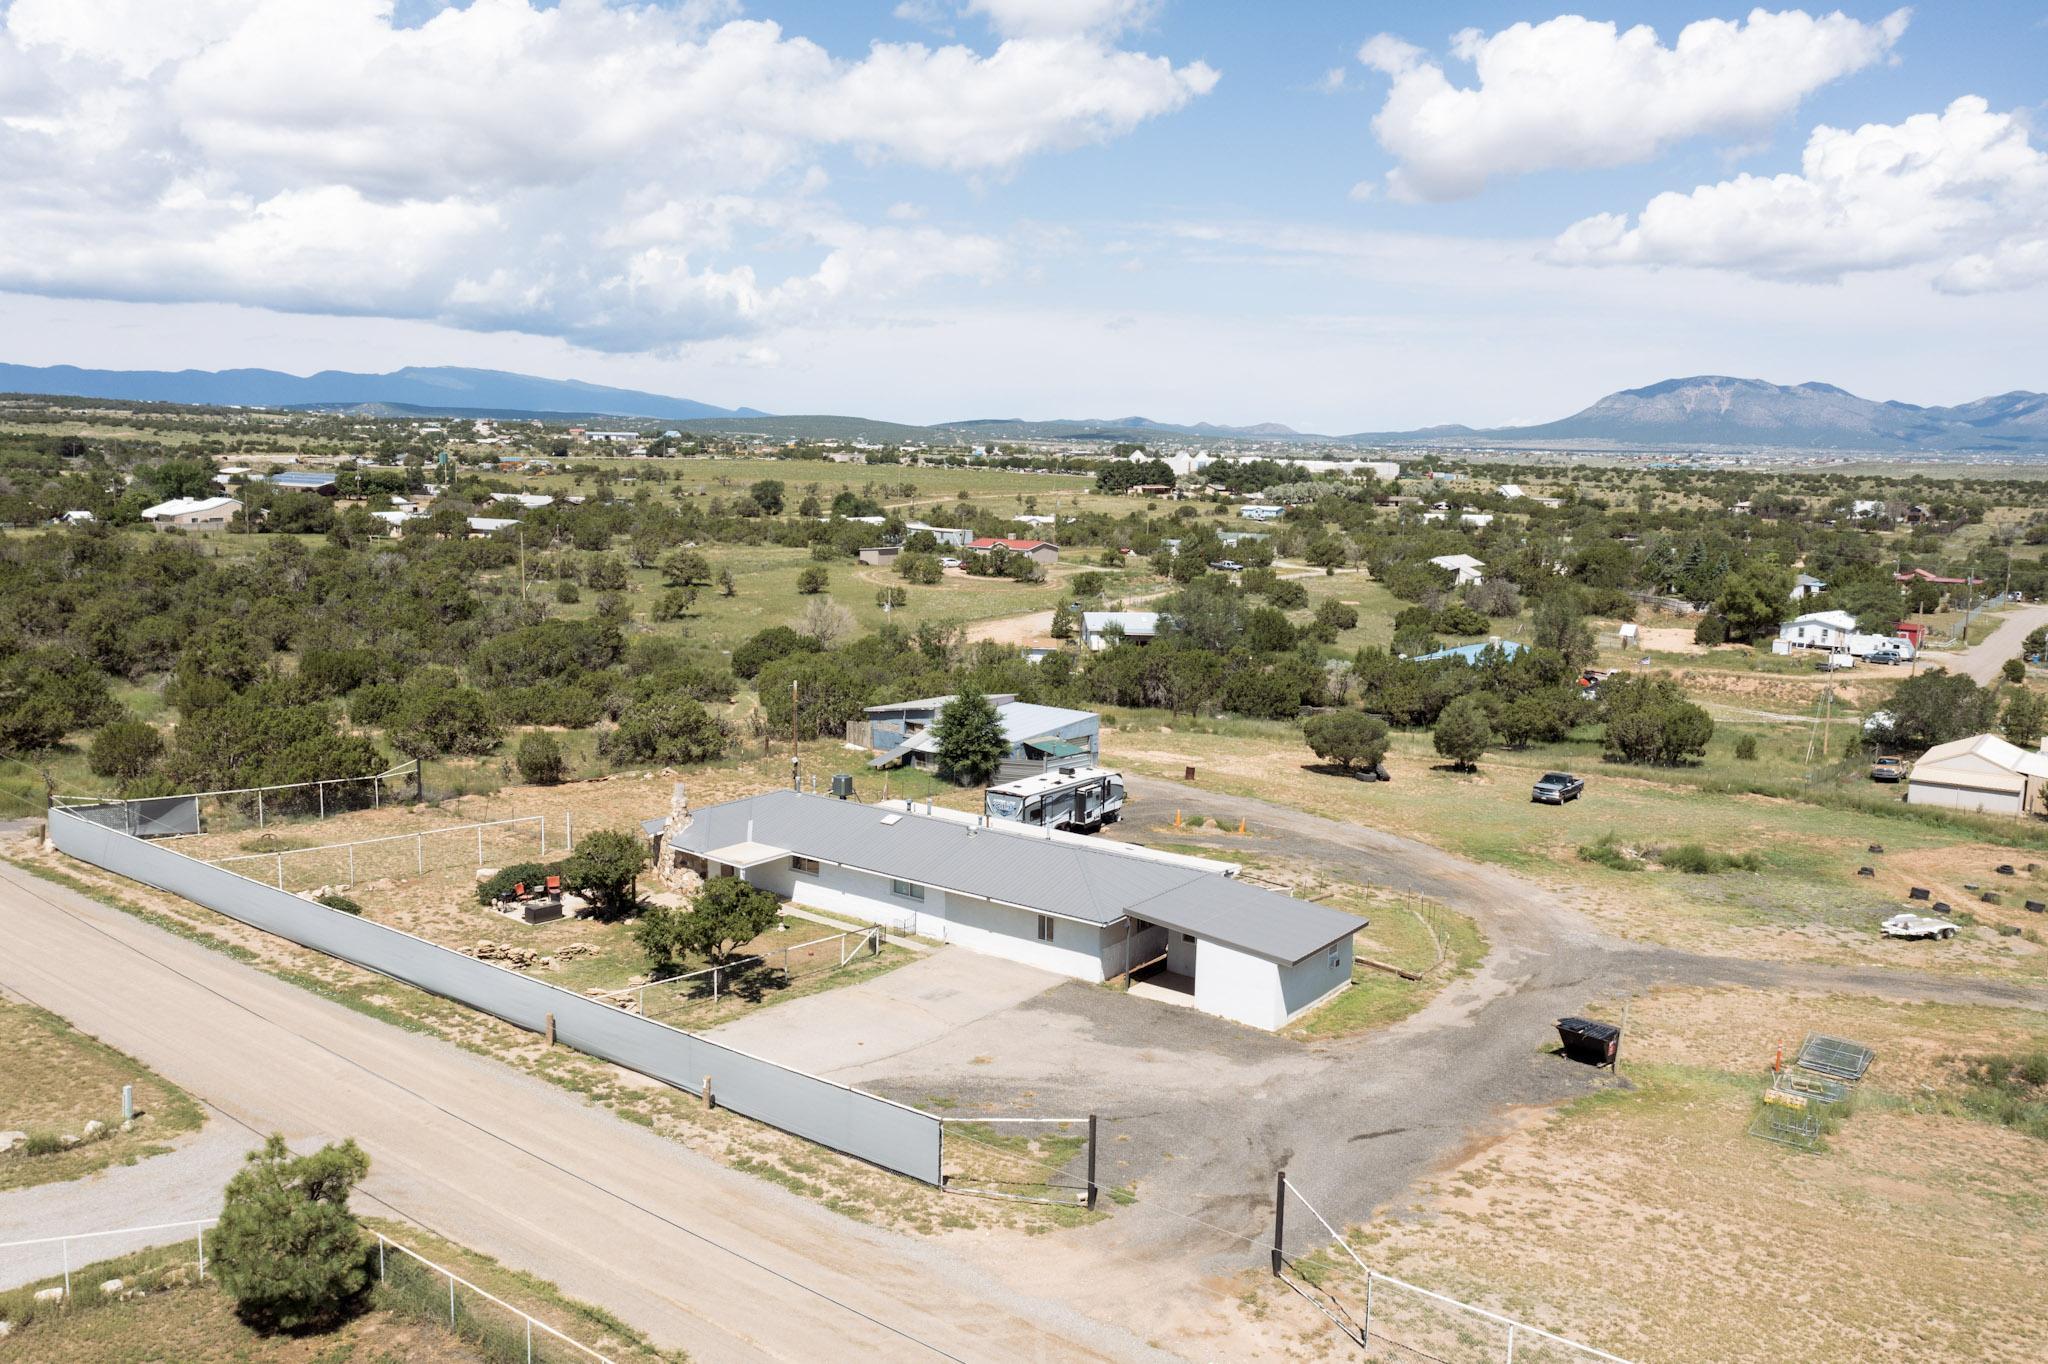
xmin=1942 ymin=603 xmax=2048 ymax=684
xmin=0 ymin=859 xmax=1171 ymax=1364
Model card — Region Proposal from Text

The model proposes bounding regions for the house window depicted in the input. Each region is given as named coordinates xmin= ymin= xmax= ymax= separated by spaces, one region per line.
xmin=1182 ymin=933 xmax=1196 ymax=944
xmin=891 ymin=879 xmax=925 ymax=901
xmin=1036 ymin=914 xmax=1055 ymax=942
xmin=1328 ymin=949 xmax=1342 ymax=971
xmin=790 ymin=856 xmax=820 ymax=875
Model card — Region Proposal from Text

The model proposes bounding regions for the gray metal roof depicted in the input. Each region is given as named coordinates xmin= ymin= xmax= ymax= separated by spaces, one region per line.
xmin=666 ymin=792 xmax=1362 ymax=965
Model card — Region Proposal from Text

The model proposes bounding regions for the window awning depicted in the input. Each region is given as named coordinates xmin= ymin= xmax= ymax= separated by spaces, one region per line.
xmin=706 ymin=841 xmax=789 ymax=869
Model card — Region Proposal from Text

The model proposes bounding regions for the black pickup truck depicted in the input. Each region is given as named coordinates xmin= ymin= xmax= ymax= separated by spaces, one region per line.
xmin=1531 ymin=772 xmax=1585 ymax=804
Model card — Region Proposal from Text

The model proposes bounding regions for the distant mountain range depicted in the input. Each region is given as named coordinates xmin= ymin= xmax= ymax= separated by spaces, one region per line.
xmin=1352 ymin=376 xmax=2048 ymax=453
xmin=0 ymin=363 xmax=763 ymax=421
xmin=4 ymin=363 xmax=2045 ymax=453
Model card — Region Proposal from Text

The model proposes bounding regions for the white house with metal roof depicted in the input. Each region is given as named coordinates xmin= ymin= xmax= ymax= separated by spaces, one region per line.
xmin=649 ymin=791 xmax=1362 ymax=1030
xmin=1078 ymin=611 xmax=1161 ymax=651
xmin=862 ymin=694 xmax=1100 ymax=781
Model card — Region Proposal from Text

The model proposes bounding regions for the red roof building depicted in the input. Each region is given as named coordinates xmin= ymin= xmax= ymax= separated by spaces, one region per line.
xmin=1894 ymin=568 xmax=1982 ymax=586
xmin=968 ymin=536 xmax=1060 ymax=563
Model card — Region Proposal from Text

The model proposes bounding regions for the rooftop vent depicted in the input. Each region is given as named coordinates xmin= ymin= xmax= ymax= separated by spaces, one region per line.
xmin=880 ymin=813 xmax=902 ymax=826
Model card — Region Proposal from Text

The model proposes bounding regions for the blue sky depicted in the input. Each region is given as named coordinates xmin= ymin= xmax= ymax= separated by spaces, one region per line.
xmin=1 ymin=2 xmax=2044 ymax=430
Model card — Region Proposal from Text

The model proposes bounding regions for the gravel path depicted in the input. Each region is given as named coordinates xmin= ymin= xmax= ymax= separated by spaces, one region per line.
xmin=0 ymin=1119 xmax=256 ymax=1289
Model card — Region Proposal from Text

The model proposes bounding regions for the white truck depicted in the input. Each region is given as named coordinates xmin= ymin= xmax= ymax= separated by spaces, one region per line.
xmin=983 ymin=766 xmax=1126 ymax=833
xmin=1881 ymin=912 xmax=1956 ymax=940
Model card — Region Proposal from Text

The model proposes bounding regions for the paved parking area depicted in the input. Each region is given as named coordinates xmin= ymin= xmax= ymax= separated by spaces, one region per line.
xmin=705 ymin=948 xmax=1067 ymax=1078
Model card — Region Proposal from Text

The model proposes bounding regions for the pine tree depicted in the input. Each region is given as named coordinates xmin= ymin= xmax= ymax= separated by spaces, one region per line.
xmin=213 ymin=1135 xmax=371 ymax=1332
xmin=933 ymin=687 xmax=1008 ymax=786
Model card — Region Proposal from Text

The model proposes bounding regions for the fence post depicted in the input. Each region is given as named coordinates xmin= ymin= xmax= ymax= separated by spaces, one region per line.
xmin=62 ymin=1234 xmax=70 ymax=1301
xmin=417 ymin=833 xmax=424 ymax=874
xmin=450 ymin=1269 xmax=457 ymax=1328
xmin=276 ymin=854 xmax=285 ymax=890
xmin=378 ymin=1234 xmax=386 ymax=1281
xmin=1363 ymin=1272 xmax=1373 ymax=1345
xmin=348 ymin=845 xmax=355 ymax=884
xmin=1270 ymin=1170 xmax=1286 ymax=1276
xmin=527 ymin=1317 xmax=533 ymax=1364
xmin=477 ymin=826 xmax=483 ymax=865
xmin=319 ymin=782 xmax=325 ymax=820
xmin=539 ymin=816 xmax=546 ymax=857
xmin=565 ymin=810 xmax=573 ymax=848
xmin=1507 ymin=1322 xmax=1517 ymax=1363
xmin=258 ymin=789 xmax=265 ymax=828
xmin=1086 ymin=1113 xmax=1099 ymax=1210
xmin=197 ymin=1222 xmax=206 ymax=1280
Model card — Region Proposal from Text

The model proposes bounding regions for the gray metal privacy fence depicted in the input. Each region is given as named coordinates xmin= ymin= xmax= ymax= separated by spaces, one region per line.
xmin=48 ymin=808 xmax=942 ymax=1185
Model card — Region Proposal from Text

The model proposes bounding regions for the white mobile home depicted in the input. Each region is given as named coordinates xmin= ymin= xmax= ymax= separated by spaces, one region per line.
xmin=651 ymin=792 xmax=1362 ymax=1030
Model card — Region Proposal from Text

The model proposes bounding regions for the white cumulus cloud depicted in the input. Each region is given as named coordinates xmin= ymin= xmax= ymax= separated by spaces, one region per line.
xmin=0 ymin=0 xmax=1213 ymax=350
xmin=1357 ymin=8 xmax=1910 ymax=201
xmin=1553 ymin=96 xmax=2048 ymax=292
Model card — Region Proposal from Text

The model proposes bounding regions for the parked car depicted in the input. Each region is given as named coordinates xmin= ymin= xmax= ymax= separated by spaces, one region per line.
xmin=1870 ymin=756 xmax=1909 ymax=783
xmin=939 ymin=557 xmax=961 ymax=569
xmin=1531 ymin=772 xmax=1585 ymax=804
xmin=1208 ymin=559 xmax=1243 ymax=572
xmin=1882 ymin=912 xmax=1956 ymax=940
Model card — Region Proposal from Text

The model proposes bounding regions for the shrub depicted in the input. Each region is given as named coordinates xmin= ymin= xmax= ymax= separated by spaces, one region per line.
xmin=1693 ymin=613 xmax=1728 ymax=646
xmin=475 ymin=861 xmax=563 ymax=904
xmin=515 ymin=730 xmax=566 ymax=785
xmin=796 ymin=565 xmax=829 ymax=594
xmin=1734 ymin=734 xmax=1758 ymax=760
xmin=1576 ymin=833 xmax=1642 ymax=871
xmin=598 ymin=696 xmax=730 ymax=766
xmin=315 ymin=893 xmax=364 ymax=915
xmin=88 ymin=719 xmax=164 ymax=782
xmin=1432 ymin=694 xmax=1493 ymax=772
xmin=553 ymin=578 xmax=580 ymax=604
xmin=1303 ymin=710 xmax=1390 ymax=772
xmin=559 ymin=829 xmax=648 ymax=916
xmin=1653 ymin=843 xmax=1763 ymax=874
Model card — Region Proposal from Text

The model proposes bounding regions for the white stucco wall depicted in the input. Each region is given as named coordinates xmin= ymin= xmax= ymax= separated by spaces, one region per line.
xmin=746 ymin=857 xmax=1111 ymax=981
xmin=1193 ymin=936 xmax=1353 ymax=1030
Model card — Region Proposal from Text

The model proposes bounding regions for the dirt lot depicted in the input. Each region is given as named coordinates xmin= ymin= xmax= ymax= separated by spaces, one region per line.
xmin=1231 ymin=986 xmax=2048 ymax=1363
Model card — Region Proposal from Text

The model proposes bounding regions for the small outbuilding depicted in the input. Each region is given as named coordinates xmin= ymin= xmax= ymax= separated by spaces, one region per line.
xmin=1906 ymin=734 xmax=2048 ymax=817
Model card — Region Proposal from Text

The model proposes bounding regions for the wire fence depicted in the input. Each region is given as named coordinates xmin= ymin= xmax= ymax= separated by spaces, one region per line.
xmin=938 ymin=1116 xmax=1095 ymax=1206
xmin=374 ymin=1230 xmax=615 ymax=1364
xmin=0 ymin=1218 xmax=213 ymax=1302
xmin=624 ymin=925 xmax=882 ymax=1021
xmin=55 ymin=764 xmax=419 ymax=835
xmin=204 ymin=815 xmax=554 ymax=893
xmin=0 ymin=1218 xmax=618 ymax=1364
xmin=1274 ymin=1175 xmax=1633 ymax=1364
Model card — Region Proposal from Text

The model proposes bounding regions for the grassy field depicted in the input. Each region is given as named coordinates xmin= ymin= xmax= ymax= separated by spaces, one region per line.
xmin=0 ymin=997 xmax=206 ymax=1192
xmin=0 ymin=1218 xmax=683 ymax=1363
xmin=1248 ymin=987 xmax=2048 ymax=1364
xmin=1103 ymin=714 xmax=2048 ymax=979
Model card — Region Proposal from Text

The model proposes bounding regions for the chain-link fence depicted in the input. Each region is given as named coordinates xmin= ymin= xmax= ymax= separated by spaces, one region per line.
xmin=627 ymin=926 xmax=882 ymax=1023
xmin=374 ymin=1232 xmax=614 ymax=1364
xmin=205 ymin=815 xmax=551 ymax=893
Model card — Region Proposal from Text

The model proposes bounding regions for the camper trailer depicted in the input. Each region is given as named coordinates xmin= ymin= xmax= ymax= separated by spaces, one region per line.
xmin=984 ymin=766 xmax=1126 ymax=833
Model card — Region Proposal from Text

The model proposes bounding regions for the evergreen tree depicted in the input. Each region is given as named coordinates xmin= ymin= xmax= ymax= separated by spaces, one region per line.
xmin=933 ymin=687 xmax=1008 ymax=786
xmin=213 ymin=1135 xmax=371 ymax=1333
xmin=1432 ymin=695 xmax=1493 ymax=772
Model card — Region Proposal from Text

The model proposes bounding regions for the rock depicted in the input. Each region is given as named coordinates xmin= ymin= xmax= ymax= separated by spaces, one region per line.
xmin=0 ymin=1130 xmax=26 ymax=1153
xmin=477 ymin=867 xmax=499 ymax=881
xmin=33 ymin=1287 xmax=62 ymax=1304
xmin=99 ymin=1278 xmax=123 ymax=1294
xmin=59 ymin=1134 xmax=77 ymax=1147
xmin=0 ymin=1318 xmax=12 ymax=1337
xmin=82 ymin=1119 xmax=104 ymax=1138
xmin=540 ymin=956 xmax=555 ymax=969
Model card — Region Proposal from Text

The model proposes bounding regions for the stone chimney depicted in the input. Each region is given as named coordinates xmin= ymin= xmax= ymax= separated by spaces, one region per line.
xmin=656 ymin=783 xmax=702 ymax=896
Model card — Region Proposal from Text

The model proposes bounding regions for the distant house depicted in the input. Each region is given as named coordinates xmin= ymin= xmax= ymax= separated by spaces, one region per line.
xmin=906 ymin=522 xmax=971 ymax=547
xmin=1895 ymin=567 xmax=1982 ymax=587
xmin=489 ymin=492 xmax=555 ymax=510
xmin=1126 ymin=483 xmax=1176 ymax=498
xmin=1496 ymin=484 xmax=1525 ymax=499
xmin=968 ymin=537 xmax=1059 ymax=565
xmin=862 ymin=694 xmax=1100 ymax=781
xmin=1079 ymin=611 xmax=1161 ymax=651
xmin=1413 ymin=639 xmax=1525 ymax=665
xmin=1429 ymin=553 xmax=1485 ymax=586
xmin=141 ymin=496 xmax=240 ymax=531
xmin=465 ymin=516 xmax=519 ymax=536
xmin=1907 ymin=734 xmax=2048 ymax=817
xmin=1773 ymin=609 xmax=1914 ymax=661
xmin=1239 ymin=505 xmax=1285 ymax=522
xmin=857 ymin=545 xmax=902 ymax=566
xmin=1850 ymin=499 xmax=1888 ymax=519
xmin=57 ymin=509 xmax=95 ymax=524
xmin=1791 ymin=573 xmax=1827 ymax=602
xmin=269 ymin=470 xmax=338 ymax=495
